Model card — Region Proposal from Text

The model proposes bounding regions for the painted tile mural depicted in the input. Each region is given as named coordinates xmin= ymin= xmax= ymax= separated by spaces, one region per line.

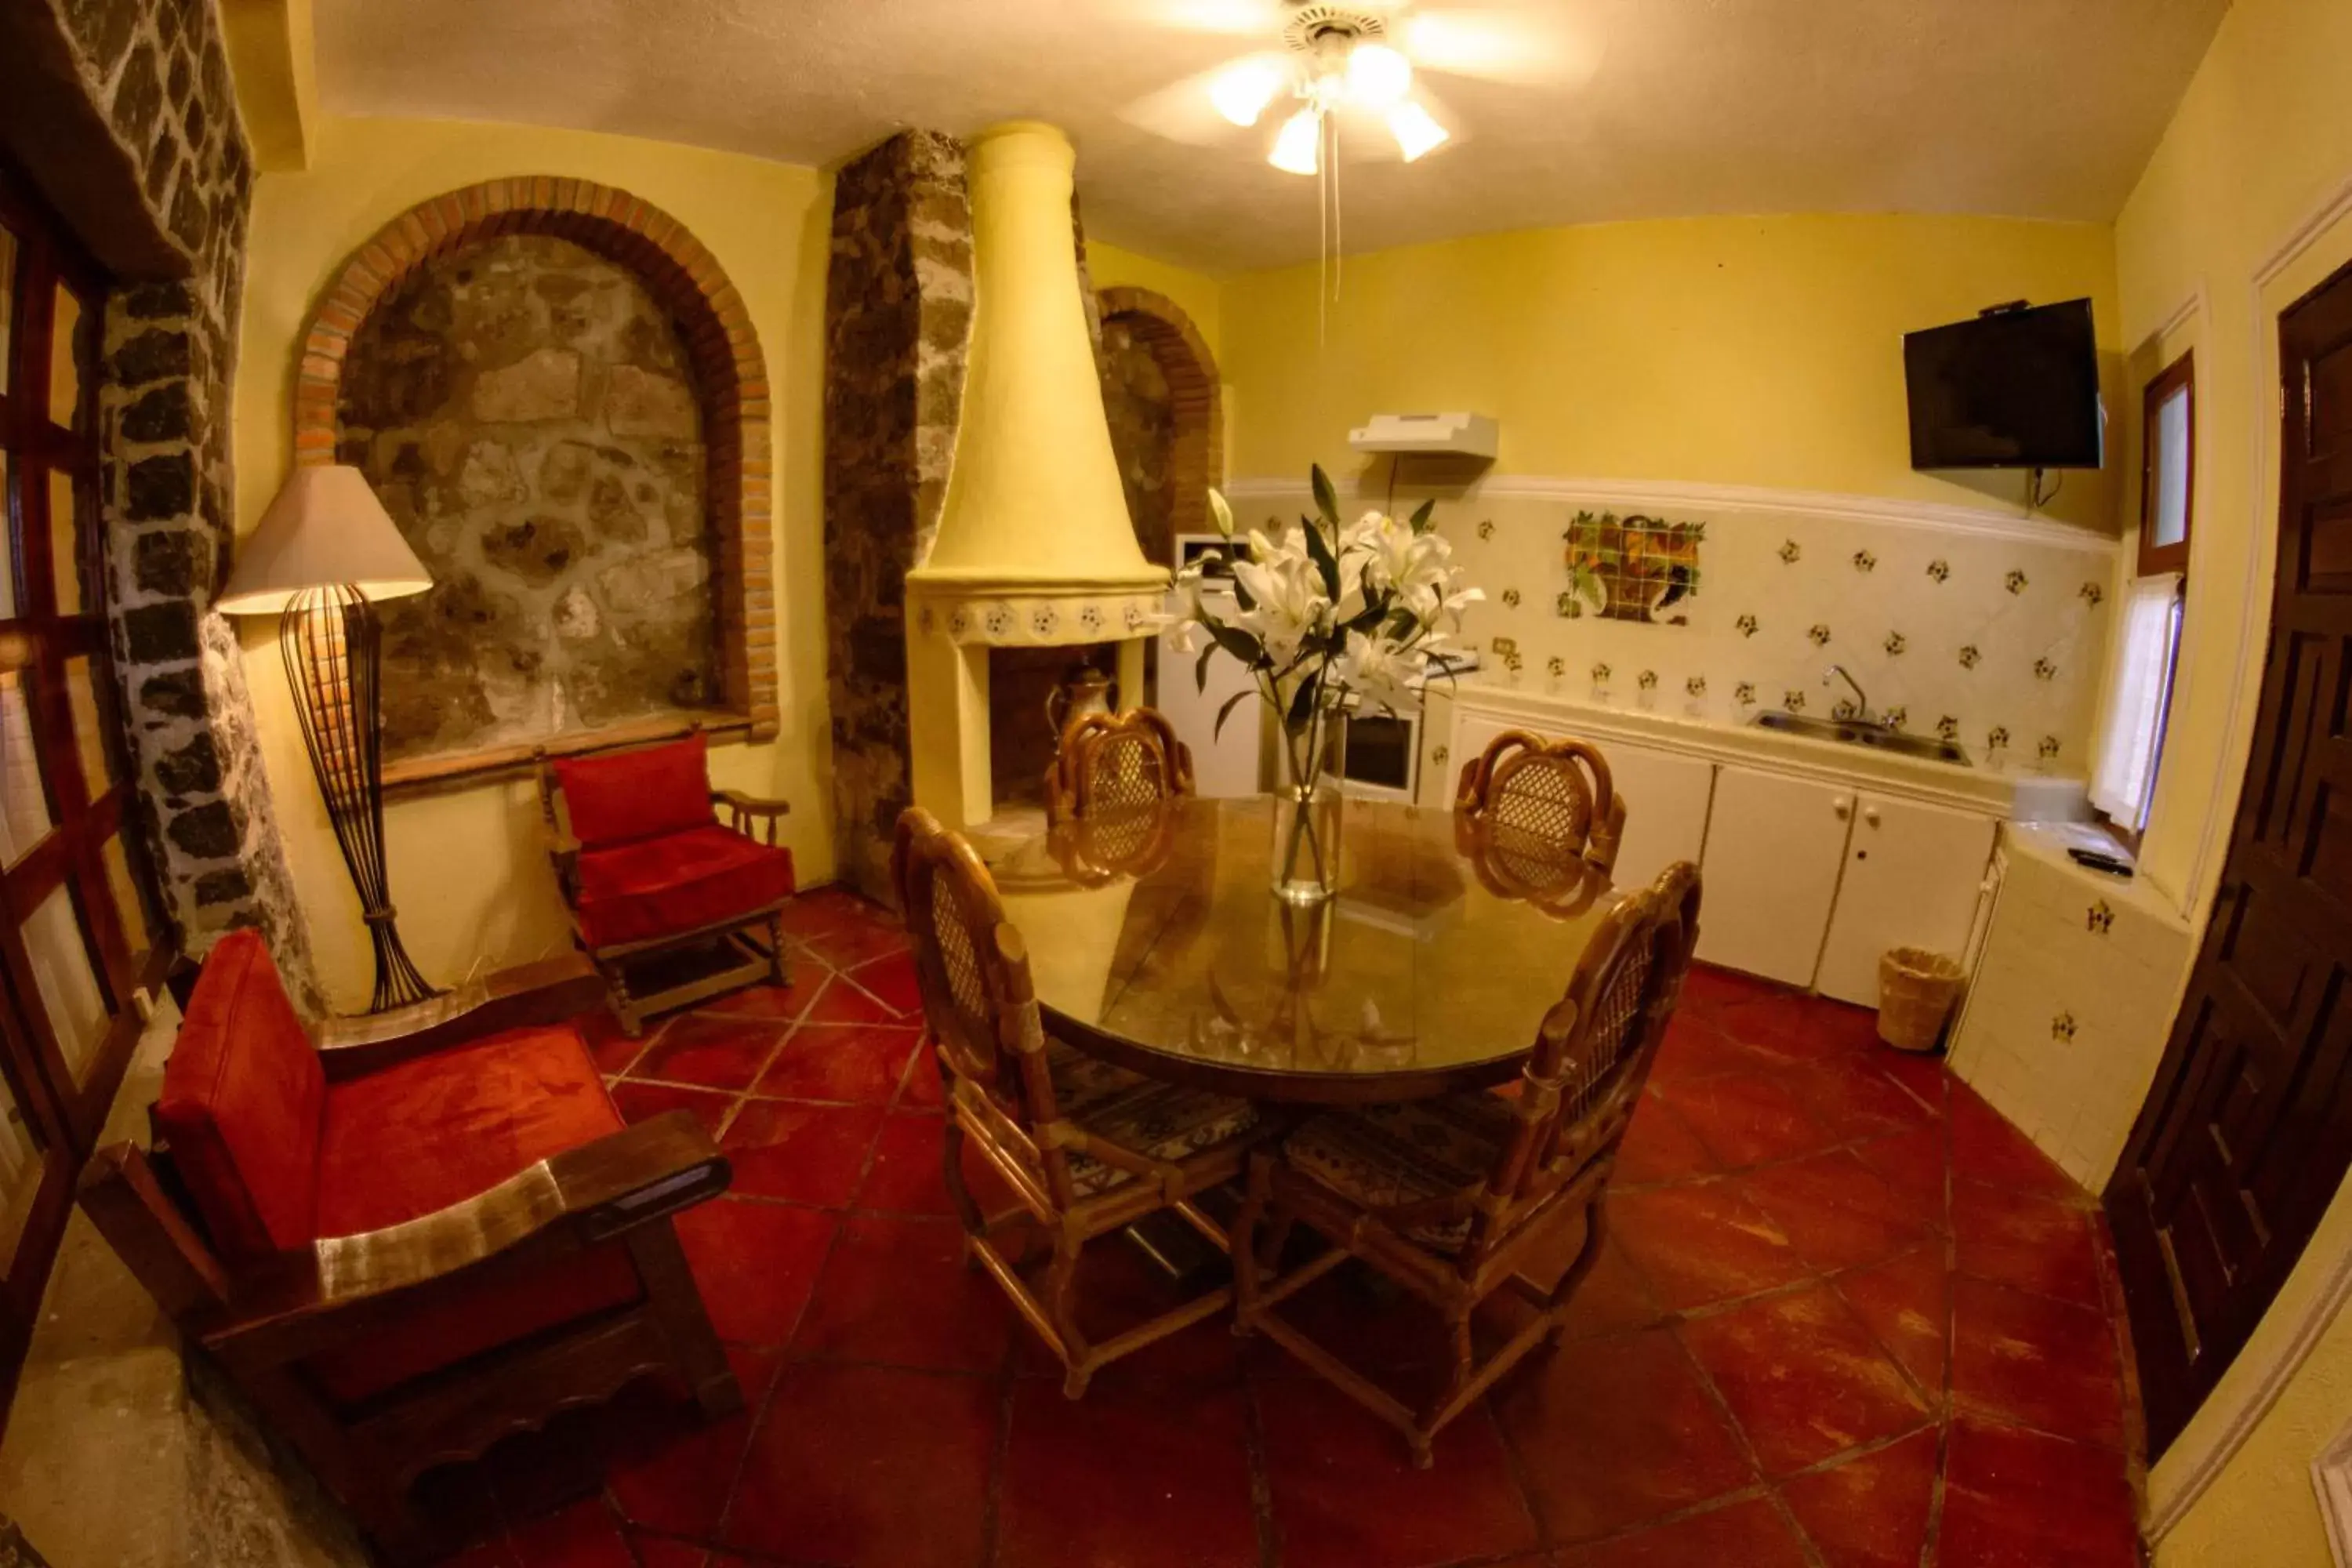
xmin=1237 ymin=486 xmax=2115 ymax=772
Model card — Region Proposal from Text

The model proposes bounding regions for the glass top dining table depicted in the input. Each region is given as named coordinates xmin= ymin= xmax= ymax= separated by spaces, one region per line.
xmin=977 ymin=796 xmax=1632 ymax=1105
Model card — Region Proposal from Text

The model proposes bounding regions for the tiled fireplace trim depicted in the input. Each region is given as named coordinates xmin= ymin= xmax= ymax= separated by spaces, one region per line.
xmin=1096 ymin=285 xmax=1222 ymax=553
xmin=291 ymin=179 xmax=779 ymax=780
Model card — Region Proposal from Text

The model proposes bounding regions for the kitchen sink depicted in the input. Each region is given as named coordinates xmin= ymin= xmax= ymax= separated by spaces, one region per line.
xmin=1751 ymin=710 xmax=1969 ymax=766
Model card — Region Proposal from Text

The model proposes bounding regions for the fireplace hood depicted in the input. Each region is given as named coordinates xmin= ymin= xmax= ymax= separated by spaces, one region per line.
xmin=904 ymin=122 xmax=1172 ymax=831
xmin=906 ymin=121 xmax=1169 ymax=631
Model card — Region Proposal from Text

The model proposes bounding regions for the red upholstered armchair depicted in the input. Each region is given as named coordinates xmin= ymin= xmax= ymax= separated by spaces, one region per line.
xmin=535 ymin=729 xmax=797 ymax=1035
xmin=78 ymin=931 xmax=739 ymax=1566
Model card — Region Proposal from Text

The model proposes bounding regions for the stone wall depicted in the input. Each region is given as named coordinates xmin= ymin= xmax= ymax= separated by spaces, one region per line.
xmin=336 ymin=234 xmax=717 ymax=759
xmin=1 ymin=0 xmax=318 ymax=998
xmin=292 ymin=180 xmax=779 ymax=773
xmin=1100 ymin=318 xmax=1177 ymax=566
xmin=1097 ymin=286 xmax=1222 ymax=567
xmin=822 ymin=131 xmax=972 ymax=901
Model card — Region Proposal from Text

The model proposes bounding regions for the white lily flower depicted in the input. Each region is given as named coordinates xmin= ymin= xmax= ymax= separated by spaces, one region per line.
xmin=1231 ymin=528 xmax=1327 ymax=666
xmin=1335 ymin=628 xmax=1416 ymax=713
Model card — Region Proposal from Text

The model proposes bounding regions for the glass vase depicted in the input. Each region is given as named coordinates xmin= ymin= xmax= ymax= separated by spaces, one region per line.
xmin=1270 ymin=713 xmax=1346 ymax=906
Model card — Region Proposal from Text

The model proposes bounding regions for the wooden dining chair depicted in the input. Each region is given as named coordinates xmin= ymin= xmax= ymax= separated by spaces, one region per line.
xmin=1230 ymin=860 xmax=1701 ymax=1464
xmin=1045 ymin=708 xmax=1196 ymax=822
xmin=1454 ymin=729 xmax=1626 ymax=874
xmin=892 ymin=807 xmax=1272 ymax=1396
xmin=1454 ymin=809 xmax=1610 ymax=918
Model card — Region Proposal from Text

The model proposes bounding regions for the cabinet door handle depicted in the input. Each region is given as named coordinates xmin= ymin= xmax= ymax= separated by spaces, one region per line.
xmin=1833 ymin=797 xmax=1852 ymax=819
xmin=1863 ymin=807 xmax=1881 ymax=827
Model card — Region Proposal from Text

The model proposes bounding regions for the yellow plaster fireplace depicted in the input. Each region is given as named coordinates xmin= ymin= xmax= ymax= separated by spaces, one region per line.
xmin=905 ymin=122 xmax=1171 ymax=830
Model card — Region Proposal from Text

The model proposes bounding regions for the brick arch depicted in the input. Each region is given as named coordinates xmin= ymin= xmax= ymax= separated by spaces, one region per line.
xmin=1096 ymin=285 xmax=1222 ymax=549
xmin=291 ymin=177 xmax=777 ymax=760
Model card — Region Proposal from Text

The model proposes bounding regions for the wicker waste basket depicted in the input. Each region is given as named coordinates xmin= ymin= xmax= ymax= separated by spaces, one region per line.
xmin=1877 ymin=947 xmax=1964 ymax=1053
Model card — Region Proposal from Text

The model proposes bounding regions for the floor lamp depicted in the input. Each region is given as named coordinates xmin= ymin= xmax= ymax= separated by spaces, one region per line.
xmin=217 ymin=465 xmax=440 ymax=1013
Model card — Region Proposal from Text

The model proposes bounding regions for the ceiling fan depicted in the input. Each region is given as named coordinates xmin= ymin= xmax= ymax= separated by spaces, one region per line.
xmin=1125 ymin=0 xmax=1591 ymax=176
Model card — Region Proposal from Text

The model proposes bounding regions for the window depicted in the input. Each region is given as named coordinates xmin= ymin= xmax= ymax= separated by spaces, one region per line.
xmin=2139 ymin=352 xmax=2194 ymax=576
xmin=2092 ymin=351 xmax=2194 ymax=837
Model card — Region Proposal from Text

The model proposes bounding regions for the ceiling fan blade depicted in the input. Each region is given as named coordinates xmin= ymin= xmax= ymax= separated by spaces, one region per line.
xmin=1399 ymin=6 xmax=1604 ymax=86
xmin=1120 ymin=55 xmax=1290 ymax=147
xmin=1134 ymin=0 xmax=1289 ymax=37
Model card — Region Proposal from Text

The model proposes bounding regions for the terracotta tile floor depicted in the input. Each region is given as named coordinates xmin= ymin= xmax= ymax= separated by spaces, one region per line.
xmin=429 ymin=887 xmax=2146 ymax=1567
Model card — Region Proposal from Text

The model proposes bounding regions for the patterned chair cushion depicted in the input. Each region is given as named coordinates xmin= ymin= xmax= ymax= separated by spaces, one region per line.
xmin=1047 ymin=1042 xmax=1260 ymax=1197
xmin=1281 ymin=1090 xmax=1522 ymax=1251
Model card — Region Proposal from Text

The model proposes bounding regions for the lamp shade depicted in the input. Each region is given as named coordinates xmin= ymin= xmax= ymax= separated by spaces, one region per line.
xmin=215 ymin=465 xmax=433 ymax=615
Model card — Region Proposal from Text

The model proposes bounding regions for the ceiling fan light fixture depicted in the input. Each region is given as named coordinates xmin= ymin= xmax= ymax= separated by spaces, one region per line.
xmin=1208 ymin=56 xmax=1287 ymax=127
xmin=1345 ymin=42 xmax=1412 ymax=109
xmin=1388 ymin=100 xmax=1449 ymax=161
xmin=1269 ymin=106 xmax=1322 ymax=175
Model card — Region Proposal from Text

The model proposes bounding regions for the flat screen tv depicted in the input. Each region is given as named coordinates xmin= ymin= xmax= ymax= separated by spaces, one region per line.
xmin=1904 ymin=299 xmax=2103 ymax=470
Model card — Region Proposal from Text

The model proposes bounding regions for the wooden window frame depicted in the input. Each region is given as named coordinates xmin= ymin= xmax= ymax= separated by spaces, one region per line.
xmin=0 ymin=165 xmax=171 ymax=1152
xmin=2138 ymin=349 xmax=2195 ymax=578
xmin=2103 ymin=350 xmax=2197 ymax=853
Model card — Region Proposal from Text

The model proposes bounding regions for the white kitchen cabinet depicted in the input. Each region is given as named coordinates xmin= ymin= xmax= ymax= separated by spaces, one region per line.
xmin=1694 ymin=767 xmax=1855 ymax=986
xmin=1593 ymin=740 xmax=1714 ymax=889
xmin=1447 ymin=712 xmax=1714 ymax=888
xmin=1813 ymin=793 xmax=1998 ymax=1007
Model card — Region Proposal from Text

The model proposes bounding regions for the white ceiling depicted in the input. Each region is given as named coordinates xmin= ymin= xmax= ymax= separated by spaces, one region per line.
xmin=314 ymin=0 xmax=2229 ymax=274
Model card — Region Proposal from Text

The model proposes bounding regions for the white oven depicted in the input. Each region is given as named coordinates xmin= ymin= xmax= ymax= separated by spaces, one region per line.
xmin=1338 ymin=699 xmax=1422 ymax=804
xmin=1339 ymin=652 xmax=1478 ymax=804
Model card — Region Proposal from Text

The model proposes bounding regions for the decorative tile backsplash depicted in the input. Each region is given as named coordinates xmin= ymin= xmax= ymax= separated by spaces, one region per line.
xmin=1241 ymin=482 xmax=2116 ymax=772
xmin=1559 ymin=511 xmax=1704 ymax=622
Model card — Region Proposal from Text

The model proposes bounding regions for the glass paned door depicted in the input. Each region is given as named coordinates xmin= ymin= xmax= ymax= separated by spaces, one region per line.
xmin=0 ymin=161 xmax=166 ymax=1157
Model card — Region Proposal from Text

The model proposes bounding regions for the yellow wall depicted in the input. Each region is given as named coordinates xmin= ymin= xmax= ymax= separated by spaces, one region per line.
xmin=1216 ymin=213 xmax=2124 ymax=533
xmin=233 ymin=114 xmax=833 ymax=1011
xmin=2111 ymin=0 xmax=2352 ymax=1563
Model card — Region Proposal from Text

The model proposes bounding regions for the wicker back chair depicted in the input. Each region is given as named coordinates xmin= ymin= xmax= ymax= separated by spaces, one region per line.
xmin=892 ymin=808 xmax=1269 ymax=1396
xmin=1454 ymin=729 xmax=1626 ymax=875
xmin=1045 ymin=709 xmax=1196 ymax=822
xmin=1232 ymin=859 xmax=1701 ymax=1464
xmin=1454 ymin=809 xmax=1610 ymax=918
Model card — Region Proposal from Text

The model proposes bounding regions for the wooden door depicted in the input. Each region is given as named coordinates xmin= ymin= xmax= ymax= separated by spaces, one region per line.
xmin=1813 ymin=793 xmax=1997 ymax=1007
xmin=2105 ymin=256 xmax=2352 ymax=1454
xmin=1693 ymin=764 xmax=1853 ymax=985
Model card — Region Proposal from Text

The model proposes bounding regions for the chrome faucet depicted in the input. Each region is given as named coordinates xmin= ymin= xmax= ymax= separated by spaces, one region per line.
xmin=1823 ymin=664 xmax=1874 ymax=724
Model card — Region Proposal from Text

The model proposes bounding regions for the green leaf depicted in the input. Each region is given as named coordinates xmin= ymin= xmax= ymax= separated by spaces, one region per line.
xmin=1207 ymin=487 xmax=1236 ymax=538
xmin=1285 ymin=670 xmax=1321 ymax=732
xmin=1195 ymin=639 xmax=1217 ymax=694
xmin=1212 ymin=688 xmax=1254 ymax=741
xmin=1301 ymin=511 xmax=1342 ymax=600
xmin=1210 ymin=621 xmax=1265 ymax=668
xmin=1310 ymin=464 xmax=1341 ymax=532
xmin=1408 ymin=498 xmax=1436 ymax=535
xmin=1230 ymin=569 xmax=1256 ymax=612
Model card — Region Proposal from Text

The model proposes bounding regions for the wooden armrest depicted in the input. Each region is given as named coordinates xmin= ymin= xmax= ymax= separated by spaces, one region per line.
xmin=209 ymin=1111 xmax=728 ymax=1364
xmin=714 ymin=789 xmax=791 ymax=848
xmin=314 ymin=953 xmax=605 ymax=1080
xmin=712 ymin=789 xmax=789 ymax=816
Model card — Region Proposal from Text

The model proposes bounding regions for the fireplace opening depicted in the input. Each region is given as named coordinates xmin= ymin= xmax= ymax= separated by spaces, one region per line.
xmin=989 ymin=642 xmax=1123 ymax=812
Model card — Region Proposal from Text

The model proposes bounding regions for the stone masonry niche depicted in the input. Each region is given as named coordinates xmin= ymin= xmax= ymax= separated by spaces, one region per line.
xmin=337 ymin=234 xmax=715 ymax=760
xmin=292 ymin=178 xmax=777 ymax=784
xmin=1096 ymin=285 xmax=1221 ymax=569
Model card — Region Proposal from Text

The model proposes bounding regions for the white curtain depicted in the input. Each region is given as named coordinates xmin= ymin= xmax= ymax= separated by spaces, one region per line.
xmin=2089 ymin=572 xmax=2183 ymax=829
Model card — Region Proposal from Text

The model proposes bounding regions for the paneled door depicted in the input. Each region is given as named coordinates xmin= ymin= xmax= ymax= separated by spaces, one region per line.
xmin=2105 ymin=255 xmax=2352 ymax=1453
